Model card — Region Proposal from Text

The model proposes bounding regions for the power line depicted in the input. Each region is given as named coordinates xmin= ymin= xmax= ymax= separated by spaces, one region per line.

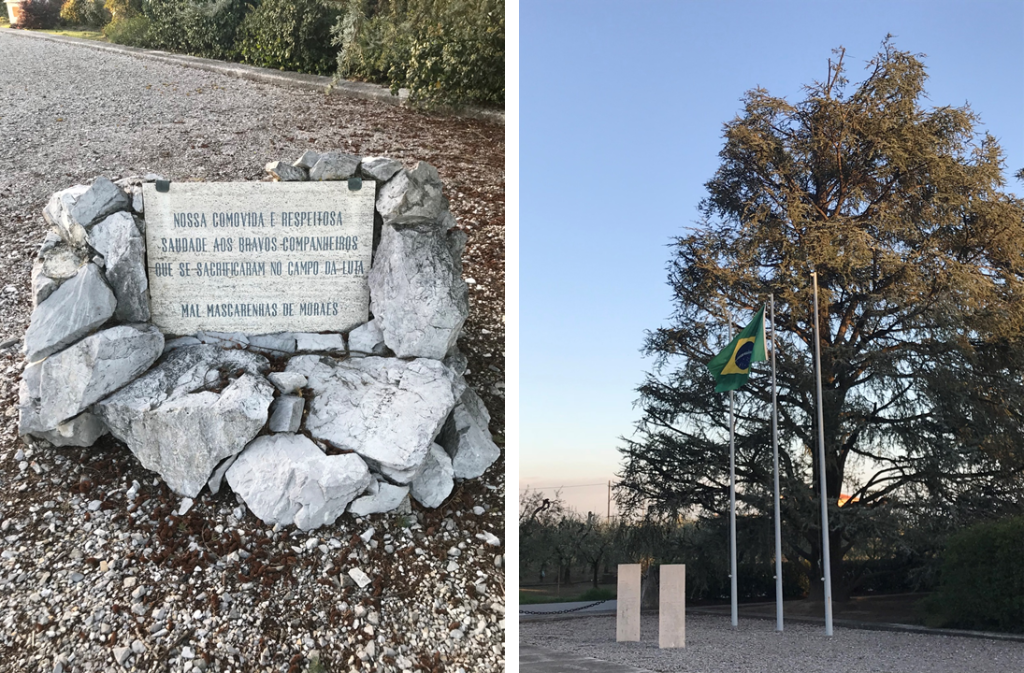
xmin=519 ymin=482 xmax=611 ymax=491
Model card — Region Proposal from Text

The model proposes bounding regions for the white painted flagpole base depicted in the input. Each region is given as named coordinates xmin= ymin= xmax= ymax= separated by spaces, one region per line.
xmin=659 ymin=565 xmax=686 ymax=648
xmin=616 ymin=564 xmax=641 ymax=642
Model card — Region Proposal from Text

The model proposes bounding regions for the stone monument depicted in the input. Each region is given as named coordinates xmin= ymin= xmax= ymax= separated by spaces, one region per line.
xmin=17 ymin=151 xmax=501 ymax=531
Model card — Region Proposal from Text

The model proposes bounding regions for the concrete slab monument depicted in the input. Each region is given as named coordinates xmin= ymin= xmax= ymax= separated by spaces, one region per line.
xmin=659 ymin=564 xmax=685 ymax=648
xmin=617 ymin=563 xmax=641 ymax=642
xmin=143 ymin=181 xmax=375 ymax=335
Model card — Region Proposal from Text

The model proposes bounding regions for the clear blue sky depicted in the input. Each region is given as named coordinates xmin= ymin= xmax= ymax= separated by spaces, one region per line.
xmin=519 ymin=0 xmax=1024 ymax=516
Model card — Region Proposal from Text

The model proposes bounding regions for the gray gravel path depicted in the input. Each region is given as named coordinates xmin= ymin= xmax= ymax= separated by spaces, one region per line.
xmin=520 ymin=613 xmax=1024 ymax=673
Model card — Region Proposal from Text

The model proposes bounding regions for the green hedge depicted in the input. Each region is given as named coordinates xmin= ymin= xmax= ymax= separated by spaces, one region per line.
xmin=335 ymin=0 xmax=504 ymax=108
xmin=924 ymin=517 xmax=1024 ymax=632
xmin=142 ymin=0 xmax=250 ymax=60
xmin=60 ymin=0 xmax=110 ymax=26
xmin=237 ymin=0 xmax=342 ymax=76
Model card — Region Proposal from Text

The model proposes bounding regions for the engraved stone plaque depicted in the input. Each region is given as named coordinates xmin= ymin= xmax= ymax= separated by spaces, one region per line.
xmin=143 ymin=181 xmax=376 ymax=335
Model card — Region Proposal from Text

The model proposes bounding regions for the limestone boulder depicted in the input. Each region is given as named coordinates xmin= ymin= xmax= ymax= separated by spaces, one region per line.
xmin=268 ymin=395 xmax=304 ymax=433
xmin=32 ymin=325 xmax=164 ymax=432
xmin=305 ymin=357 xmax=460 ymax=477
xmin=24 ymin=264 xmax=116 ymax=363
xmin=438 ymin=387 xmax=500 ymax=479
xmin=31 ymin=261 xmax=58 ymax=307
xmin=295 ymin=333 xmax=344 ymax=353
xmin=33 ymin=412 xmax=108 ymax=448
xmin=87 ymin=212 xmax=149 ymax=322
xmin=39 ymin=240 xmax=88 ymax=281
xmin=226 ymin=434 xmax=372 ymax=530
xmin=309 ymin=152 xmax=360 ymax=181
xmin=266 ymin=161 xmax=308 ymax=182
xmin=347 ymin=319 xmax=386 ymax=356
xmin=293 ymin=150 xmax=319 ymax=170
xmin=410 ymin=444 xmax=455 ymax=508
xmin=42 ymin=184 xmax=89 ymax=247
xmin=248 ymin=333 xmax=296 ymax=356
xmin=349 ymin=479 xmax=410 ymax=517
xmin=17 ymin=361 xmax=45 ymax=436
xmin=69 ymin=177 xmax=130 ymax=230
xmin=375 ymin=162 xmax=448 ymax=225
xmin=359 ymin=157 xmax=403 ymax=183
xmin=369 ymin=224 xmax=468 ymax=359
xmin=95 ymin=346 xmax=273 ymax=497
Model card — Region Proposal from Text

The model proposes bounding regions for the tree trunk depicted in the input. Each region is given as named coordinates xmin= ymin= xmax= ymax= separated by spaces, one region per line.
xmin=641 ymin=565 xmax=660 ymax=609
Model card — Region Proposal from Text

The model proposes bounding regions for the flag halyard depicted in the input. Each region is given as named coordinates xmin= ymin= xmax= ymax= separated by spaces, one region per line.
xmin=707 ymin=305 xmax=767 ymax=392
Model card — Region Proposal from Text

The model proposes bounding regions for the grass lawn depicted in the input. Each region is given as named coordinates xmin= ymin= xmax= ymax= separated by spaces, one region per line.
xmin=34 ymin=28 xmax=107 ymax=41
xmin=520 ymin=583 xmax=618 ymax=605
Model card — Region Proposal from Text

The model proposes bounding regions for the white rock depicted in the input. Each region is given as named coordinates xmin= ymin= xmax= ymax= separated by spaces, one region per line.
xmin=305 ymin=357 xmax=460 ymax=478
xmin=285 ymin=354 xmax=327 ymax=377
xmin=294 ymin=333 xmax=345 ymax=353
xmin=226 ymin=434 xmax=372 ymax=530
xmin=30 ymin=260 xmax=58 ymax=307
xmin=96 ymin=346 xmax=273 ymax=497
xmin=347 ymin=319 xmax=386 ymax=355
xmin=348 ymin=479 xmax=410 ymax=516
xmin=359 ymin=156 xmax=403 ymax=183
xmin=309 ymin=152 xmax=360 ymax=181
xmin=177 ymin=498 xmax=194 ymax=516
xmin=70 ymin=177 xmax=130 ymax=230
xmin=410 ymin=444 xmax=455 ymax=508
xmin=293 ymin=150 xmax=320 ymax=170
xmin=265 ymin=161 xmax=308 ymax=182
xmin=267 ymin=371 xmax=306 ymax=394
xmin=368 ymin=224 xmax=468 ymax=359
xmin=112 ymin=646 xmax=131 ymax=665
xmin=24 ymin=263 xmax=116 ymax=363
xmin=87 ymin=211 xmax=149 ymax=322
xmin=207 ymin=454 xmax=238 ymax=495
xmin=438 ymin=386 xmax=500 ymax=479
xmin=42 ymin=184 xmax=89 ymax=247
xmin=33 ymin=325 xmax=164 ymax=432
xmin=248 ymin=333 xmax=297 ymax=356
xmin=348 ymin=567 xmax=372 ymax=588
xmin=375 ymin=162 xmax=448 ymax=225
xmin=268 ymin=395 xmax=304 ymax=433
xmin=32 ymin=412 xmax=108 ymax=447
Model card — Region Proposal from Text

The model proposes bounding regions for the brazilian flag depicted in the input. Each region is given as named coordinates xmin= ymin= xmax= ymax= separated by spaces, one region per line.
xmin=707 ymin=305 xmax=767 ymax=393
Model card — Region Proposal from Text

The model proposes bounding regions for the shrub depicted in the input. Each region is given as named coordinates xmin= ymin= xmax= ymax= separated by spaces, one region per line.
xmin=237 ymin=0 xmax=343 ymax=75
xmin=103 ymin=14 xmax=150 ymax=46
xmin=335 ymin=0 xmax=504 ymax=108
xmin=15 ymin=0 xmax=63 ymax=28
xmin=923 ymin=517 xmax=1024 ymax=632
xmin=143 ymin=0 xmax=250 ymax=60
xmin=104 ymin=0 xmax=142 ymax=21
xmin=60 ymin=0 xmax=110 ymax=26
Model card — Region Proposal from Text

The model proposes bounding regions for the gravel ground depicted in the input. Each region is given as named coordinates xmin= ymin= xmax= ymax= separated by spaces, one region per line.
xmin=521 ymin=614 xmax=1024 ymax=672
xmin=0 ymin=30 xmax=504 ymax=673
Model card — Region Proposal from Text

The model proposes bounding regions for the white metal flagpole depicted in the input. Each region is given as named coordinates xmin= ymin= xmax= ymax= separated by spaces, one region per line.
xmin=770 ymin=295 xmax=783 ymax=632
xmin=811 ymin=272 xmax=834 ymax=636
xmin=724 ymin=306 xmax=738 ymax=629
xmin=729 ymin=388 xmax=738 ymax=628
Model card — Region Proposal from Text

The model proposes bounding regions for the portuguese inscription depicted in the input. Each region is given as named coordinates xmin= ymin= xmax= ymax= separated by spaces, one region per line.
xmin=144 ymin=181 xmax=376 ymax=335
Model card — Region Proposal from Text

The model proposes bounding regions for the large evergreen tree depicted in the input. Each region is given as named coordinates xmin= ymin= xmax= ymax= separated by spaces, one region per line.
xmin=617 ymin=40 xmax=1024 ymax=599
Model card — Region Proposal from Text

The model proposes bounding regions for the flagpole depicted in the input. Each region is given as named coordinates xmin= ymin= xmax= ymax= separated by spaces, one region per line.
xmin=725 ymin=310 xmax=738 ymax=629
xmin=729 ymin=389 xmax=738 ymax=628
xmin=811 ymin=272 xmax=834 ymax=636
xmin=770 ymin=294 xmax=783 ymax=632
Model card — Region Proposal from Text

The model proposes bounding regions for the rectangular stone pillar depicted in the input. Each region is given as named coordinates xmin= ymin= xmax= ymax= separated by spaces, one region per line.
xmin=659 ymin=564 xmax=686 ymax=648
xmin=616 ymin=563 xmax=641 ymax=642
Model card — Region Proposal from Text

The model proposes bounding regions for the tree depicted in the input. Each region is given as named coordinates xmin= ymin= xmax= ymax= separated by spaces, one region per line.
xmin=617 ymin=39 xmax=1024 ymax=601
